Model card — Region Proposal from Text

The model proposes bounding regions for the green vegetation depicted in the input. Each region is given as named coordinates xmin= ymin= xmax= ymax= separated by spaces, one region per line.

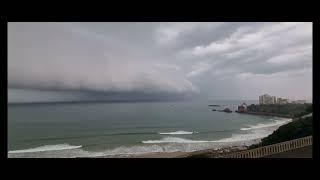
xmin=187 ymin=153 xmax=212 ymax=158
xmin=293 ymin=104 xmax=312 ymax=118
xmin=249 ymin=116 xmax=312 ymax=149
xmin=247 ymin=103 xmax=312 ymax=118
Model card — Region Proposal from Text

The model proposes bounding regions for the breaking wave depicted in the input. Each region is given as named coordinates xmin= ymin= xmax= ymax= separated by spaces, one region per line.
xmin=240 ymin=118 xmax=292 ymax=131
xmin=158 ymin=131 xmax=198 ymax=135
xmin=8 ymin=144 xmax=82 ymax=154
xmin=142 ymin=137 xmax=213 ymax=144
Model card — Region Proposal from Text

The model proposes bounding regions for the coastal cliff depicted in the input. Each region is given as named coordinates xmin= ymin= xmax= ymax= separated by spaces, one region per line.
xmin=249 ymin=115 xmax=312 ymax=149
xmin=236 ymin=103 xmax=312 ymax=118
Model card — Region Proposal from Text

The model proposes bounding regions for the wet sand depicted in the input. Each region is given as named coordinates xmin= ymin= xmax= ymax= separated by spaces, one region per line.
xmin=129 ymin=151 xmax=190 ymax=158
xmin=126 ymin=145 xmax=312 ymax=158
xmin=125 ymin=146 xmax=248 ymax=158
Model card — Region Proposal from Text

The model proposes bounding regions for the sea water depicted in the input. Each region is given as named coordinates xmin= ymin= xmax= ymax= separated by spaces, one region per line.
xmin=8 ymin=100 xmax=292 ymax=158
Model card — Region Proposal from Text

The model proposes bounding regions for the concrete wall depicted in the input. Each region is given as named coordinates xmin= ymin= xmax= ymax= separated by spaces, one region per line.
xmin=219 ymin=136 xmax=312 ymax=158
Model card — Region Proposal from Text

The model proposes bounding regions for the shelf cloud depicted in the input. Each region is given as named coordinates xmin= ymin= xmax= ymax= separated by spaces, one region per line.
xmin=8 ymin=22 xmax=312 ymax=102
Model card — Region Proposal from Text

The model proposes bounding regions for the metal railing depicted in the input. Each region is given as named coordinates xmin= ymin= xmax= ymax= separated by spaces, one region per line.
xmin=219 ymin=136 xmax=312 ymax=158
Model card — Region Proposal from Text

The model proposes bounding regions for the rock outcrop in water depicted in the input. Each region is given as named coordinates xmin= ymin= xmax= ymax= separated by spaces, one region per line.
xmin=223 ymin=108 xmax=232 ymax=113
xmin=208 ymin=104 xmax=220 ymax=107
xmin=218 ymin=108 xmax=232 ymax=113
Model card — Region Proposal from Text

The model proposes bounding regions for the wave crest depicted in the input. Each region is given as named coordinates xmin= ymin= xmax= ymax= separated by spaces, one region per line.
xmin=158 ymin=131 xmax=198 ymax=135
xmin=8 ymin=144 xmax=82 ymax=154
xmin=142 ymin=137 xmax=214 ymax=144
xmin=240 ymin=118 xmax=292 ymax=131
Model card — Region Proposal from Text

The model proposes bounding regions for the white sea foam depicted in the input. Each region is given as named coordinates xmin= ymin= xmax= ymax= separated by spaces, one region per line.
xmin=8 ymin=144 xmax=82 ymax=154
xmin=142 ymin=133 xmax=263 ymax=144
xmin=158 ymin=130 xmax=198 ymax=135
xmin=143 ymin=118 xmax=292 ymax=146
xmin=142 ymin=137 xmax=214 ymax=144
xmin=220 ymin=118 xmax=292 ymax=143
xmin=212 ymin=130 xmax=269 ymax=143
xmin=240 ymin=118 xmax=292 ymax=131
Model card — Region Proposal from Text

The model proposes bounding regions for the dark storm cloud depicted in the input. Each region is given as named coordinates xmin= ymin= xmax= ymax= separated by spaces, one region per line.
xmin=8 ymin=22 xmax=312 ymax=102
xmin=8 ymin=23 xmax=198 ymax=100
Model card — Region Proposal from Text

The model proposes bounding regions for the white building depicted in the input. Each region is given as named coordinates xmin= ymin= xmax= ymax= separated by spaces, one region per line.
xmin=259 ymin=94 xmax=291 ymax=105
xmin=259 ymin=94 xmax=276 ymax=104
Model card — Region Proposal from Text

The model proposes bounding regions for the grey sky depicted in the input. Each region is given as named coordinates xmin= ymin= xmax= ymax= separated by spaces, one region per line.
xmin=8 ymin=22 xmax=312 ymax=102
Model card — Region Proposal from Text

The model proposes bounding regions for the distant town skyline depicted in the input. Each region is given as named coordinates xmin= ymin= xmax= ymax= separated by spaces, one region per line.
xmin=8 ymin=22 xmax=312 ymax=103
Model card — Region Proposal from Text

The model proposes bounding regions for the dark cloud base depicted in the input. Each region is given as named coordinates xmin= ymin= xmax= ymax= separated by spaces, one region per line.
xmin=8 ymin=22 xmax=312 ymax=102
xmin=8 ymin=87 xmax=194 ymax=103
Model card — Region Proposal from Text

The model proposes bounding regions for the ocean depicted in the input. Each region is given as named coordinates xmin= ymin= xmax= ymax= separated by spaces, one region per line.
xmin=8 ymin=100 xmax=292 ymax=158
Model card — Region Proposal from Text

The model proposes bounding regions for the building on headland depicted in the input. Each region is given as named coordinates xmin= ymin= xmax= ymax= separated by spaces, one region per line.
xmin=237 ymin=103 xmax=247 ymax=112
xmin=277 ymin=98 xmax=289 ymax=104
xmin=291 ymin=100 xmax=307 ymax=104
xmin=259 ymin=94 xmax=277 ymax=104
xmin=259 ymin=94 xmax=291 ymax=105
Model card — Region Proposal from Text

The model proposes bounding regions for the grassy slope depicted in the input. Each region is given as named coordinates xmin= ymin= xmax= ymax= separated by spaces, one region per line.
xmin=249 ymin=116 xmax=312 ymax=149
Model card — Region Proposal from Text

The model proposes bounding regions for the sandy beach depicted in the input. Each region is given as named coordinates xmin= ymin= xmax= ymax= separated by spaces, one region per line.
xmin=129 ymin=151 xmax=190 ymax=158
xmin=121 ymin=146 xmax=248 ymax=158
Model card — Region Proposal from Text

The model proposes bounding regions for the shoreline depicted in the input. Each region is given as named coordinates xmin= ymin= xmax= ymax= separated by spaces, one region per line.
xmin=115 ymin=114 xmax=294 ymax=158
xmin=84 ymin=114 xmax=292 ymax=158
xmin=236 ymin=111 xmax=292 ymax=118
xmin=97 ymin=146 xmax=249 ymax=158
xmin=128 ymin=146 xmax=248 ymax=158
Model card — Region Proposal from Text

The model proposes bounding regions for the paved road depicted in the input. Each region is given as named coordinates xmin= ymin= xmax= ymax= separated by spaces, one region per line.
xmin=263 ymin=145 xmax=312 ymax=158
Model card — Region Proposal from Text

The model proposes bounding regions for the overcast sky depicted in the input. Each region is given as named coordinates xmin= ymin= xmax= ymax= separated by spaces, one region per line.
xmin=8 ymin=22 xmax=312 ymax=103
